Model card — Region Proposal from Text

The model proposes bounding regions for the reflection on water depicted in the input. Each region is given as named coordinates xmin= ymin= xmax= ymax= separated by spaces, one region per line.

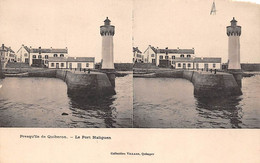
xmin=134 ymin=76 xmax=260 ymax=128
xmin=0 ymin=74 xmax=132 ymax=128
xmin=195 ymin=96 xmax=243 ymax=128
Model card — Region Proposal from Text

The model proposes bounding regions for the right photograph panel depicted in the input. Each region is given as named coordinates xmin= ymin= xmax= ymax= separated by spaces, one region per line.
xmin=133 ymin=0 xmax=260 ymax=128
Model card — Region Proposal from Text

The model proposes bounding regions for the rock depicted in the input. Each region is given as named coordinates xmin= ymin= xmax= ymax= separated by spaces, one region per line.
xmin=62 ymin=112 xmax=69 ymax=116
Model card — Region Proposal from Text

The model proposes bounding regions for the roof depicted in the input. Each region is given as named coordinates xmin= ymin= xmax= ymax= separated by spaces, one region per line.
xmin=23 ymin=46 xmax=30 ymax=53
xmin=194 ymin=57 xmax=221 ymax=63
xmin=133 ymin=47 xmax=142 ymax=53
xmin=157 ymin=48 xmax=194 ymax=54
xmin=173 ymin=58 xmax=194 ymax=62
xmin=1 ymin=46 xmax=15 ymax=53
xmin=30 ymin=48 xmax=68 ymax=53
xmin=145 ymin=45 xmax=194 ymax=54
xmin=48 ymin=57 xmax=68 ymax=62
xmin=67 ymin=57 xmax=95 ymax=62
xmin=48 ymin=57 xmax=95 ymax=62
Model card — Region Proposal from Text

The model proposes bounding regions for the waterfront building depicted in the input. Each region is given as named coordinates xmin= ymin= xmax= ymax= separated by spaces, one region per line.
xmin=48 ymin=57 xmax=95 ymax=69
xmin=0 ymin=44 xmax=16 ymax=64
xmin=194 ymin=57 xmax=221 ymax=70
xmin=142 ymin=45 xmax=221 ymax=69
xmin=16 ymin=44 xmax=30 ymax=63
xmin=100 ymin=17 xmax=115 ymax=69
xmin=133 ymin=47 xmax=143 ymax=63
xmin=143 ymin=45 xmax=195 ymax=68
xmin=227 ymin=17 xmax=241 ymax=70
xmin=29 ymin=47 xmax=68 ymax=67
xmin=142 ymin=45 xmax=157 ymax=64
xmin=156 ymin=47 xmax=195 ymax=68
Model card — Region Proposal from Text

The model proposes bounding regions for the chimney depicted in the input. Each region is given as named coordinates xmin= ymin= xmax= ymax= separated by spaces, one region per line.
xmin=39 ymin=47 xmax=41 ymax=49
xmin=22 ymin=44 xmax=24 ymax=46
xmin=165 ymin=47 xmax=168 ymax=49
xmin=2 ymin=44 xmax=4 ymax=50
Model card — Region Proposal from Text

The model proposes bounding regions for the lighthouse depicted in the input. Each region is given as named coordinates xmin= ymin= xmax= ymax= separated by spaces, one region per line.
xmin=227 ymin=17 xmax=241 ymax=70
xmin=100 ymin=17 xmax=115 ymax=69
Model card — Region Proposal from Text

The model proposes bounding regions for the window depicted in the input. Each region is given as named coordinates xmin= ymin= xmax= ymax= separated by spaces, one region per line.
xmin=187 ymin=55 xmax=191 ymax=58
xmin=165 ymin=56 xmax=169 ymax=59
xmin=151 ymin=54 xmax=154 ymax=57
xmin=188 ymin=63 xmax=191 ymax=67
xmin=61 ymin=63 xmax=64 ymax=67
xmin=45 ymin=55 xmax=48 ymax=59
xmin=45 ymin=60 xmax=48 ymax=64
xmin=196 ymin=63 xmax=199 ymax=69
xmin=172 ymin=56 xmax=175 ymax=59
xmin=213 ymin=63 xmax=216 ymax=68
xmin=33 ymin=55 xmax=36 ymax=59
xmin=180 ymin=54 xmax=184 ymax=58
xmin=178 ymin=63 xmax=181 ymax=67
xmin=24 ymin=53 xmax=27 ymax=57
xmin=60 ymin=54 xmax=64 ymax=57
xmin=53 ymin=54 xmax=58 ymax=57
xmin=38 ymin=55 xmax=42 ymax=59
xmin=86 ymin=63 xmax=89 ymax=67
xmin=159 ymin=55 xmax=163 ymax=59
xmin=51 ymin=63 xmax=54 ymax=67
xmin=172 ymin=61 xmax=175 ymax=64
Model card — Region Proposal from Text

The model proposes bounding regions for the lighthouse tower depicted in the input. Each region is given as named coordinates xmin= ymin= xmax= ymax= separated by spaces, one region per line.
xmin=227 ymin=17 xmax=241 ymax=70
xmin=100 ymin=17 xmax=115 ymax=69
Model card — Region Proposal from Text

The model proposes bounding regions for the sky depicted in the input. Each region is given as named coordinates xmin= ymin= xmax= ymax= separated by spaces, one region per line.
xmin=133 ymin=0 xmax=260 ymax=63
xmin=0 ymin=0 xmax=132 ymax=63
xmin=0 ymin=0 xmax=259 ymax=63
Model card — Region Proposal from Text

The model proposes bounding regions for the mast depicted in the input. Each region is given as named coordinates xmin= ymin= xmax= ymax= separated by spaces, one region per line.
xmin=210 ymin=0 xmax=217 ymax=15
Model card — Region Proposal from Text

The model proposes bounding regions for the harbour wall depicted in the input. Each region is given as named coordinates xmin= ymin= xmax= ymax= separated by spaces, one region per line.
xmin=134 ymin=70 xmax=242 ymax=97
xmin=241 ymin=63 xmax=260 ymax=71
xmin=2 ymin=68 xmax=115 ymax=97
xmin=182 ymin=71 xmax=242 ymax=97
xmin=56 ymin=70 xmax=116 ymax=97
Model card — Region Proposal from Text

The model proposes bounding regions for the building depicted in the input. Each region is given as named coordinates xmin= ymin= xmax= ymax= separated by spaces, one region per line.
xmin=143 ymin=45 xmax=195 ymax=68
xmin=142 ymin=45 xmax=157 ymax=64
xmin=142 ymin=45 xmax=221 ymax=69
xmin=0 ymin=44 xmax=16 ymax=65
xmin=100 ymin=17 xmax=115 ymax=69
xmin=193 ymin=57 xmax=221 ymax=70
xmin=16 ymin=44 xmax=30 ymax=63
xmin=227 ymin=17 xmax=241 ymax=70
xmin=29 ymin=47 xmax=68 ymax=67
xmin=133 ymin=47 xmax=143 ymax=63
xmin=48 ymin=57 xmax=95 ymax=69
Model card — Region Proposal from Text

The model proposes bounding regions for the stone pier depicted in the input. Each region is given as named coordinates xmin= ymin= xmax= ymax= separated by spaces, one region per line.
xmin=134 ymin=69 xmax=242 ymax=98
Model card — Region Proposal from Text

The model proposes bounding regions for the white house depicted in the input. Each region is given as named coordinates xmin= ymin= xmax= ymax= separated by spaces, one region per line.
xmin=194 ymin=57 xmax=221 ymax=70
xmin=16 ymin=44 xmax=30 ymax=63
xmin=142 ymin=45 xmax=221 ymax=69
xmin=156 ymin=47 xmax=195 ymax=68
xmin=29 ymin=47 xmax=68 ymax=67
xmin=48 ymin=57 xmax=95 ymax=69
xmin=0 ymin=44 xmax=16 ymax=66
xmin=133 ymin=47 xmax=143 ymax=63
xmin=142 ymin=45 xmax=157 ymax=64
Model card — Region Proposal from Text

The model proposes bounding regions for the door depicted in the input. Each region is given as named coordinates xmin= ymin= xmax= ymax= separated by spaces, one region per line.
xmin=77 ymin=63 xmax=82 ymax=69
xmin=204 ymin=63 xmax=208 ymax=69
xmin=56 ymin=63 xmax=59 ymax=69
xmin=69 ymin=63 xmax=72 ymax=69
xmin=183 ymin=63 xmax=186 ymax=69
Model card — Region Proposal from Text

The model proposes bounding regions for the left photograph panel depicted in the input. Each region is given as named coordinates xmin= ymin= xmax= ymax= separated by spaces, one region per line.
xmin=0 ymin=0 xmax=133 ymax=128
